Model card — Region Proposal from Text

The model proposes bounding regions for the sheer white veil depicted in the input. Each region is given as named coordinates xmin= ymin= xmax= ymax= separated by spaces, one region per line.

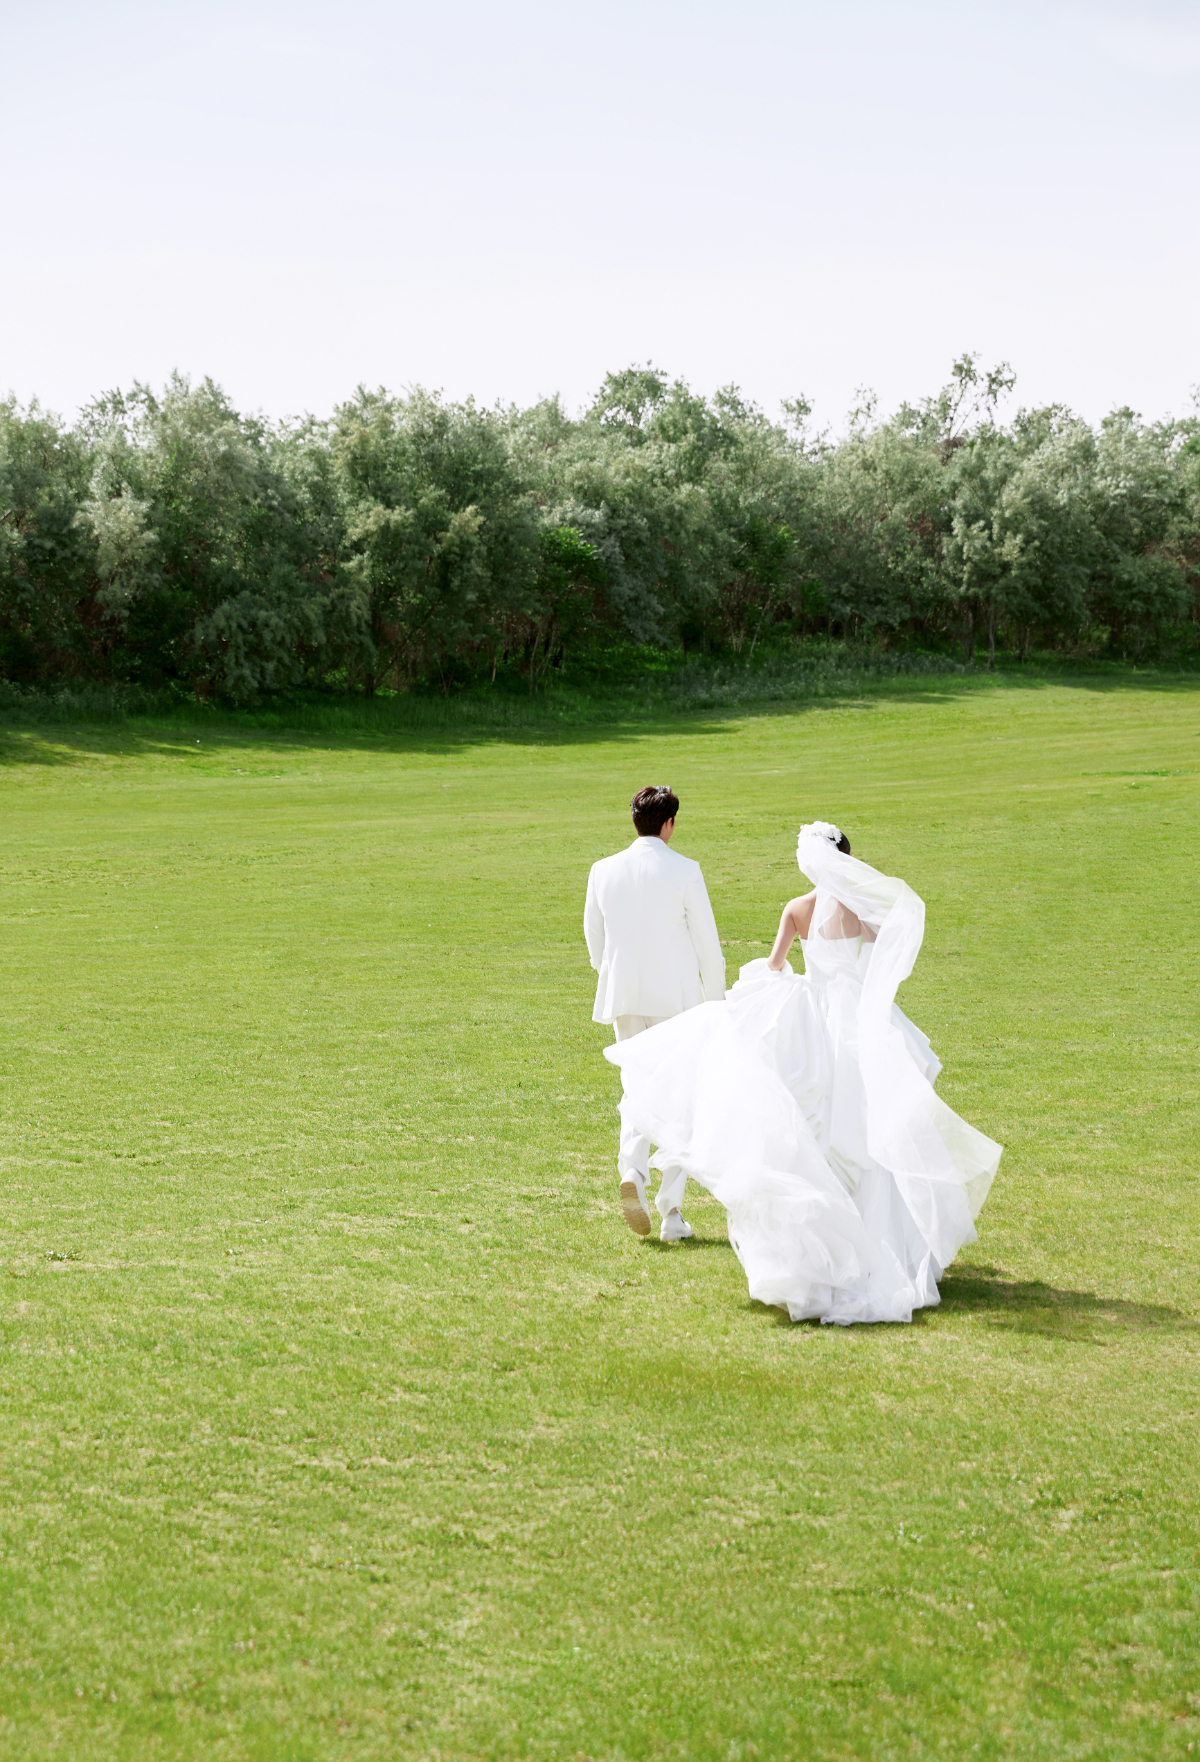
xmin=796 ymin=823 xmax=999 ymax=1260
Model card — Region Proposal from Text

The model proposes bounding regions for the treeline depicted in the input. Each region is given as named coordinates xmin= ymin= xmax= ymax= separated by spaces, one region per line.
xmin=2 ymin=358 xmax=1198 ymax=700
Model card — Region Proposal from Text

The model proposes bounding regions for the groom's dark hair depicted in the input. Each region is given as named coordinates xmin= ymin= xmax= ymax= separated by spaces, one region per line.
xmin=631 ymin=785 xmax=679 ymax=835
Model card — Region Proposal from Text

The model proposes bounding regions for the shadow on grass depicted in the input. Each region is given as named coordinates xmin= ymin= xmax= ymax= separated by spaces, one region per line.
xmin=747 ymin=1261 xmax=1197 ymax=1336
xmin=641 ymin=1235 xmax=734 ymax=1254
xmin=2 ymin=663 xmax=1198 ymax=768
xmin=930 ymin=1263 xmax=1199 ymax=1338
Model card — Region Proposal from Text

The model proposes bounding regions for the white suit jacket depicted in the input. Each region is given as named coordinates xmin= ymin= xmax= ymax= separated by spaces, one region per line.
xmin=584 ymin=836 xmax=725 ymax=1024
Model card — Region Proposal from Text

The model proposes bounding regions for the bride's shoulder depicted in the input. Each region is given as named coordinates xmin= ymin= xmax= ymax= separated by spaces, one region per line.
xmin=786 ymin=891 xmax=817 ymax=936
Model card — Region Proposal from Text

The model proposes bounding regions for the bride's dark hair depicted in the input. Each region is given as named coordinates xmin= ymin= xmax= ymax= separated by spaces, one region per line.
xmin=836 ymin=831 xmax=851 ymax=854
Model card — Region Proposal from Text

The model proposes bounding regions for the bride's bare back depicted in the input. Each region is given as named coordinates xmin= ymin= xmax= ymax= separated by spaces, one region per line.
xmin=767 ymin=892 xmax=876 ymax=970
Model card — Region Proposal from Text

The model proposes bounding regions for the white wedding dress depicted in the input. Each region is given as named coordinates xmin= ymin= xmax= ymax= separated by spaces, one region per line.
xmin=605 ymin=826 xmax=1001 ymax=1324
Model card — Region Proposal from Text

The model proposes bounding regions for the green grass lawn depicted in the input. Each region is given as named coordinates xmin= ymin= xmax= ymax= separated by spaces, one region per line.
xmin=0 ymin=675 xmax=1197 ymax=1761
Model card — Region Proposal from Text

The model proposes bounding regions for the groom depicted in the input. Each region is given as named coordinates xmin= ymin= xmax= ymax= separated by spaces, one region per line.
xmin=583 ymin=785 xmax=725 ymax=1240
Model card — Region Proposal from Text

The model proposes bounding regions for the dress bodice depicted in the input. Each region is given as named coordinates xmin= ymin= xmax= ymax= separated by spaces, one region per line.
xmin=799 ymin=934 xmax=874 ymax=985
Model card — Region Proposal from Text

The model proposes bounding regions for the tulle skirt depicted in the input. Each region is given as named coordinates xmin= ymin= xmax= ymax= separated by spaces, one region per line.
xmin=605 ymin=961 xmax=984 ymax=1325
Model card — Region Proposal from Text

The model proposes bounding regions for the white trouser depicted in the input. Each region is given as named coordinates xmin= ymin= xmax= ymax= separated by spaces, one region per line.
xmin=612 ymin=1014 xmax=688 ymax=1219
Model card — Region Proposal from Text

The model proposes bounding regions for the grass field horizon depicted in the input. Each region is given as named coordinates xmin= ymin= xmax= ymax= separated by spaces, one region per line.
xmin=3 ymin=644 xmax=1196 ymax=745
xmin=1 ymin=674 xmax=1197 ymax=1759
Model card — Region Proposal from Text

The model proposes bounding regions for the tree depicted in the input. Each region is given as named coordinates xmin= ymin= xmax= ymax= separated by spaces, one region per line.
xmin=2 ymin=360 xmax=1198 ymax=698
xmin=330 ymin=388 xmax=538 ymax=691
xmin=0 ymin=399 xmax=93 ymax=681
xmin=78 ymin=375 xmax=329 ymax=698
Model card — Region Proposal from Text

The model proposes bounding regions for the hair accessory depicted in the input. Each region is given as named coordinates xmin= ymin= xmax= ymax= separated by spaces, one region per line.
xmin=799 ymin=820 xmax=843 ymax=847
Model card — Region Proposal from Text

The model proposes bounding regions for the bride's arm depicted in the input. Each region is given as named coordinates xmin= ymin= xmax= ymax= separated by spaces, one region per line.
xmin=767 ymin=892 xmax=816 ymax=971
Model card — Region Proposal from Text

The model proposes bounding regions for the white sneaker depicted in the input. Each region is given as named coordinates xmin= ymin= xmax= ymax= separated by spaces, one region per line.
xmin=660 ymin=1209 xmax=693 ymax=1242
xmin=619 ymin=1176 xmax=652 ymax=1238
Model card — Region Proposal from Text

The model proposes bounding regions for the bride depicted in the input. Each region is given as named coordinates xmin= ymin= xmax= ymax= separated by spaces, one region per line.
xmin=605 ymin=822 xmax=1001 ymax=1324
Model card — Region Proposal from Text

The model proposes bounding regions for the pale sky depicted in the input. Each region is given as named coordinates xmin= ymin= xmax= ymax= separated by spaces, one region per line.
xmin=2 ymin=0 xmax=1198 ymax=432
